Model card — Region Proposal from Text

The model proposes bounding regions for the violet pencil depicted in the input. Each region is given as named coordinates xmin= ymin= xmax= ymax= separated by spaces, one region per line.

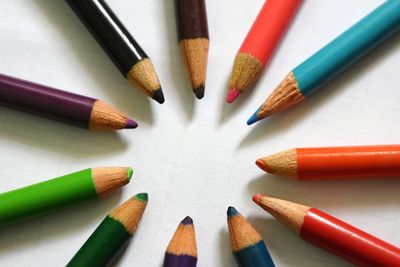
xmin=0 ymin=73 xmax=137 ymax=130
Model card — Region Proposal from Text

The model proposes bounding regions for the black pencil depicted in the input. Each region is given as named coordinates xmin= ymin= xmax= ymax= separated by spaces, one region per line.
xmin=66 ymin=0 xmax=164 ymax=104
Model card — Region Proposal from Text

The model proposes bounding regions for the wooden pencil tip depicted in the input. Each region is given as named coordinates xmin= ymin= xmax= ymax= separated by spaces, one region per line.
xmin=194 ymin=86 xmax=205 ymax=99
xmin=256 ymin=159 xmax=270 ymax=173
xmin=125 ymin=118 xmax=138 ymax=129
xmin=152 ymin=88 xmax=165 ymax=104
xmin=252 ymin=194 xmax=264 ymax=204
xmin=226 ymin=89 xmax=240 ymax=104
xmin=181 ymin=216 xmax=193 ymax=225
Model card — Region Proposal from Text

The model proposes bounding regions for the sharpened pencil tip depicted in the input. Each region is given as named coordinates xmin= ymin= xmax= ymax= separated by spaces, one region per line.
xmin=125 ymin=118 xmax=138 ymax=129
xmin=194 ymin=86 xmax=205 ymax=99
xmin=252 ymin=194 xmax=263 ymax=203
xmin=127 ymin=167 xmax=134 ymax=181
xmin=135 ymin=193 xmax=148 ymax=203
xmin=181 ymin=216 xmax=193 ymax=225
xmin=227 ymin=206 xmax=239 ymax=217
xmin=152 ymin=88 xmax=165 ymax=104
xmin=247 ymin=111 xmax=261 ymax=125
xmin=226 ymin=89 xmax=240 ymax=104
xmin=256 ymin=159 xmax=270 ymax=172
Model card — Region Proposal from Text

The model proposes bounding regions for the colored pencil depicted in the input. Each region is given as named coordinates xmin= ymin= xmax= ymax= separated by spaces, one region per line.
xmin=227 ymin=0 xmax=302 ymax=103
xmin=256 ymin=144 xmax=400 ymax=180
xmin=253 ymin=194 xmax=400 ymax=266
xmin=66 ymin=0 xmax=164 ymax=104
xmin=175 ymin=0 xmax=209 ymax=99
xmin=163 ymin=216 xmax=197 ymax=267
xmin=0 ymin=73 xmax=137 ymax=130
xmin=67 ymin=193 xmax=148 ymax=267
xmin=227 ymin=207 xmax=275 ymax=267
xmin=0 ymin=167 xmax=132 ymax=227
xmin=247 ymin=0 xmax=400 ymax=125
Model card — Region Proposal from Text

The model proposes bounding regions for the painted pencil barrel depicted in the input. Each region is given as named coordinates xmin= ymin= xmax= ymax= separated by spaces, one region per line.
xmin=234 ymin=241 xmax=274 ymax=267
xmin=0 ymin=169 xmax=97 ymax=226
xmin=67 ymin=216 xmax=130 ymax=267
xmin=66 ymin=0 xmax=146 ymax=76
xmin=175 ymin=0 xmax=209 ymax=41
xmin=301 ymin=208 xmax=400 ymax=266
xmin=297 ymin=145 xmax=400 ymax=179
xmin=293 ymin=0 xmax=400 ymax=96
xmin=0 ymin=73 xmax=95 ymax=128
xmin=240 ymin=0 xmax=302 ymax=65
xmin=164 ymin=254 xmax=198 ymax=267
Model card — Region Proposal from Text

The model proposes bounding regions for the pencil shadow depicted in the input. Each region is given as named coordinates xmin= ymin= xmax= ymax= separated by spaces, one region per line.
xmin=0 ymin=107 xmax=128 ymax=158
xmin=247 ymin=174 xmax=400 ymax=209
xmin=218 ymin=228 xmax=237 ymax=267
xmin=162 ymin=0 xmax=195 ymax=120
xmin=238 ymin=32 xmax=400 ymax=149
xmin=246 ymin=216 xmax=351 ymax=267
xmin=0 ymin=191 xmax=122 ymax=257
xmin=33 ymin=0 xmax=154 ymax=125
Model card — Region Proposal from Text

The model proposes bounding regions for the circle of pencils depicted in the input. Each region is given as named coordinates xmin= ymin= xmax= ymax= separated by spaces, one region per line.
xmin=0 ymin=167 xmax=132 ymax=227
xmin=256 ymin=144 xmax=400 ymax=180
xmin=253 ymin=194 xmax=400 ymax=266
xmin=227 ymin=207 xmax=275 ymax=267
xmin=67 ymin=193 xmax=148 ymax=267
xmin=163 ymin=216 xmax=198 ymax=267
xmin=247 ymin=0 xmax=400 ymax=125
xmin=0 ymin=73 xmax=137 ymax=130
xmin=174 ymin=0 xmax=209 ymax=99
xmin=66 ymin=0 xmax=164 ymax=104
xmin=227 ymin=0 xmax=302 ymax=104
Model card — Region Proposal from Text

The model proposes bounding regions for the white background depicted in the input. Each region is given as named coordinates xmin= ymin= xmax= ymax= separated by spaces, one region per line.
xmin=0 ymin=0 xmax=399 ymax=266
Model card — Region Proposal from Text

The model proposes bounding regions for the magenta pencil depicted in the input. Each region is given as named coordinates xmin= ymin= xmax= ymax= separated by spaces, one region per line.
xmin=0 ymin=73 xmax=137 ymax=130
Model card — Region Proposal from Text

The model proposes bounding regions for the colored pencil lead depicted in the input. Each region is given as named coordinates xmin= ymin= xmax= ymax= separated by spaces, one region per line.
xmin=194 ymin=85 xmax=205 ymax=100
xmin=152 ymin=88 xmax=165 ymax=104
xmin=226 ymin=89 xmax=240 ymax=104
xmin=125 ymin=119 xmax=138 ymax=129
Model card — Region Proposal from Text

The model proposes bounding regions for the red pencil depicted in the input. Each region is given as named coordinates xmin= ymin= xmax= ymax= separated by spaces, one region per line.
xmin=253 ymin=194 xmax=400 ymax=266
xmin=256 ymin=144 xmax=400 ymax=180
xmin=227 ymin=0 xmax=302 ymax=103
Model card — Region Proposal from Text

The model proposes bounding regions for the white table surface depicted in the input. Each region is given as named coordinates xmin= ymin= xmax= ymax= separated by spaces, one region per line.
xmin=0 ymin=0 xmax=399 ymax=266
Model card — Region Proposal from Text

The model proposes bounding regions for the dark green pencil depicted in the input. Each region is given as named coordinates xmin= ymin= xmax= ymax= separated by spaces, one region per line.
xmin=67 ymin=193 xmax=148 ymax=267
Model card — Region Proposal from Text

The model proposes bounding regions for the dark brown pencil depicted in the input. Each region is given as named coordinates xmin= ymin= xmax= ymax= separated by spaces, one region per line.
xmin=175 ymin=0 xmax=209 ymax=99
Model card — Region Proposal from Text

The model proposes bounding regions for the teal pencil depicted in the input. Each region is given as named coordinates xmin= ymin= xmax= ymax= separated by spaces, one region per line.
xmin=247 ymin=0 xmax=400 ymax=125
xmin=227 ymin=207 xmax=275 ymax=267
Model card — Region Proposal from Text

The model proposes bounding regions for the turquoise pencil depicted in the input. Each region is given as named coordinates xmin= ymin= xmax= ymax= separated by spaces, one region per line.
xmin=227 ymin=207 xmax=275 ymax=267
xmin=247 ymin=0 xmax=400 ymax=125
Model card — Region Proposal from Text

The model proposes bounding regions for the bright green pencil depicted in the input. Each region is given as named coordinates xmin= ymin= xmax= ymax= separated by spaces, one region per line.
xmin=67 ymin=193 xmax=148 ymax=267
xmin=0 ymin=167 xmax=132 ymax=227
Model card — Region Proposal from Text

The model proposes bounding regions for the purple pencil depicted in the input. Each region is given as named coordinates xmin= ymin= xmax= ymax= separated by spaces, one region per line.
xmin=164 ymin=216 xmax=197 ymax=267
xmin=0 ymin=73 xmax=137 ymax=130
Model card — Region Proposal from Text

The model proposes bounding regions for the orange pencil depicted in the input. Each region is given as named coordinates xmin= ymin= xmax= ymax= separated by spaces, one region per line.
xmin=227 ymin=0 xmax=302 ymax=103
xmin=256 ymin=144 xmax=400 ymax=180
